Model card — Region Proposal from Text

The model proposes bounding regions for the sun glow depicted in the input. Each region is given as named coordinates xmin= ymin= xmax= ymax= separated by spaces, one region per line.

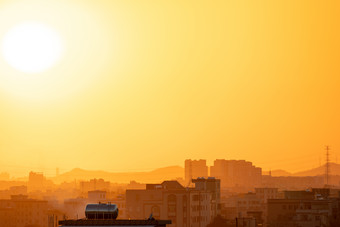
xmin=1 ymin=22 xmax=63 ymax=74
xmin=0 ymin=1 xmax=113 ymax=101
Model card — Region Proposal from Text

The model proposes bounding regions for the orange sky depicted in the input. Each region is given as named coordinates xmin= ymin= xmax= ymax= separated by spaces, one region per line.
xmin=0 ymin=0 xmax=340 ymax=177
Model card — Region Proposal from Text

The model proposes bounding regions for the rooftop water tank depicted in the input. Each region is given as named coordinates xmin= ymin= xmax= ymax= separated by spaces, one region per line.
xmin=85 ymin=203 xmax=119 ymax=220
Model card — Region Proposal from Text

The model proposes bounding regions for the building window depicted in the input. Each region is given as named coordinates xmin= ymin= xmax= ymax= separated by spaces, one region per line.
xmin=151 ymin=206 xmax=160 ymax=218
xmin=168 ymin=194 xmax=177 ymax=203
xmin=168 ymin=205 xmax=176 ymax=213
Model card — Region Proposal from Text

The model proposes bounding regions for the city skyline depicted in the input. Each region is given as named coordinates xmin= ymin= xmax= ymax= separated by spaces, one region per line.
xmin=2 ymin=158 xmax=340 ymax=180
xmin=0 ymin=149 xmax=337 ymax=177
xmin=1 ymin=1 xmax=340 ymax=226
xmin=1 ymin=157 xmax=340 ymax=226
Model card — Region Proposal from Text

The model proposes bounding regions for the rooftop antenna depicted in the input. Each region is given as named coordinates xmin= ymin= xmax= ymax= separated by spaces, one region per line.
xmin=325 ymin=145 xmax=330 ymax=187
xmin=148 ymin=213 xmax=154 ymax=220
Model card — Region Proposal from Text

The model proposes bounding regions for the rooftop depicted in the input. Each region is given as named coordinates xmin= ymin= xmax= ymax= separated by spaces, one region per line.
xmin=145 ymin=181 xmax=184 ymax=190
xmin=59 ymin=219 xmax=172 ymax=227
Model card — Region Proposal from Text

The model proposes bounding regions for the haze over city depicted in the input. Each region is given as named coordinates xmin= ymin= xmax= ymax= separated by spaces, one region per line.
xmin=1 ymin=0 xmax=339 ymax=178
xmin=1 ymin=1 xmax=340 ymax=227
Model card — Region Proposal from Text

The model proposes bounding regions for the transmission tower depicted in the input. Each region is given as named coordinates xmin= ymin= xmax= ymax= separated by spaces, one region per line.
xmin=325 ymin=145 xmax=330 ymax=187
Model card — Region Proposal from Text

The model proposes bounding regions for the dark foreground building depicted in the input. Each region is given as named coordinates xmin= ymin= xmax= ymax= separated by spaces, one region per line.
xmin=59 ymin=203 xmax=171 ymax=227
xmin=59 ymin=219 xmax=171 ymax=227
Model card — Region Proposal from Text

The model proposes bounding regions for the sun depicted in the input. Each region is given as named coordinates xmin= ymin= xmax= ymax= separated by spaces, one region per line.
xmin=1 ymin=21 xmax=63 ymax=74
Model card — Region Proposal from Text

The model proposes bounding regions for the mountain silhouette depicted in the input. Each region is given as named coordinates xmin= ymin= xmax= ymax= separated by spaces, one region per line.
xmin=48 ymin=163 xmax=340 ymax=184
xmin=293 ymin=162 xmax=340 ymax=176
xmin=263 ymin=163 xmax=340 ymax=177
xmin=50 ymin=166 xmax=184 ymax=184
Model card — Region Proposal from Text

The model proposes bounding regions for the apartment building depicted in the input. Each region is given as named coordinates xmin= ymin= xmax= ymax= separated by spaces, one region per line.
xmin=184 ymin=160 xmax=208 ymax=186
xmin=126 ymin=178 xmax=220 ymax=227
xmin=210 ymin=159 xmax=262 ymax=190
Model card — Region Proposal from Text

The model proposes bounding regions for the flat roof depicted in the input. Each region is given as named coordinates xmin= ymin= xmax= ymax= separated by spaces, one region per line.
xmin=59 ymin=219 xmax=172 ymax=227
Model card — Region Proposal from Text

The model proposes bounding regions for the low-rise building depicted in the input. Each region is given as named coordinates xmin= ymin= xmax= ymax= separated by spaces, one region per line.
xmin=0 ymin=194 xmax=49 ymax=227
xmin=126 ymin=178 xmax=220 ymax=227
xmin=221 ymin=192 xmax=262 ymax=225
xmin=267 ymin=189 xmax=340 ymax=227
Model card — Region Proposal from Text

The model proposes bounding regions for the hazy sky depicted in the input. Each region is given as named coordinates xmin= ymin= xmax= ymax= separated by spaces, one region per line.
xmin=0 ymin=0 xmax=339 ymax=177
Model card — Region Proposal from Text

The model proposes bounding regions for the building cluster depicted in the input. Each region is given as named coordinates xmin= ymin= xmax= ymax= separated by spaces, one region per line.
xmin=1 ymin=159 xmax=340 ymax=227
xmin=267 ymin=189 xmax=340 ymax=227
xmin=126 ymin=178 xmax=220 ymax=227
xmin=0 ymin=194 xmax=62 ymax=227
xmin=80 ymin=179 xmax=110 ymax=196
xmin=185 ymin=159 xmax=262 ymax=191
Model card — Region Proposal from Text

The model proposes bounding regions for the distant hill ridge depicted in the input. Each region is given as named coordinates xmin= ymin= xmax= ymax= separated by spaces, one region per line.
xmin=51 ymin=165 xmax=184 ymax=184
xmin=263 ymin=162 xmax=340 ymax=177
xmin=50 ymin=163 xmax=340 ymax=184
